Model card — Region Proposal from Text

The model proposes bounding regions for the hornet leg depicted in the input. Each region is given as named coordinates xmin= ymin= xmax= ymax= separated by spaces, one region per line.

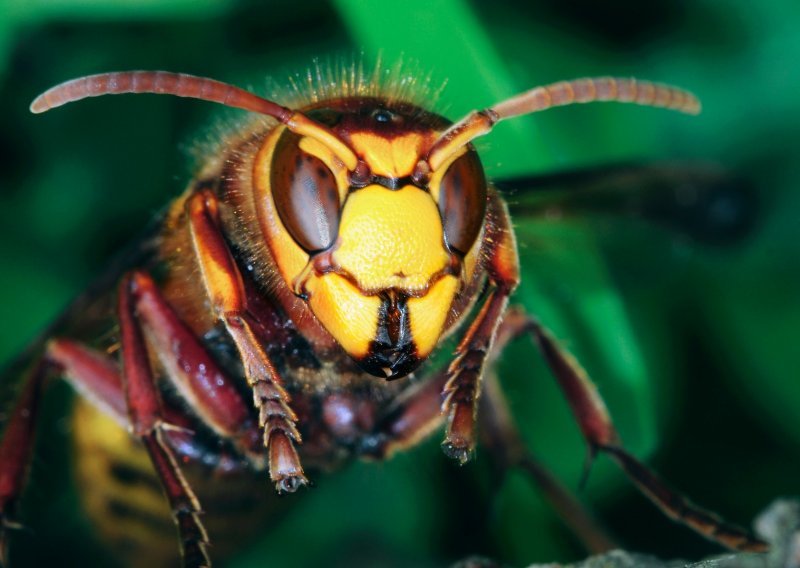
xmin=526 ymin=315 xmax=767 ymax=552
xmin=187 ymin=190 xmax=306 ymax=493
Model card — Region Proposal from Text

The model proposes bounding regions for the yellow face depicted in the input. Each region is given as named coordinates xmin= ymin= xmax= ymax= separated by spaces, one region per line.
xmin=255 ymin=102 xmax=487 ymax=378
xmin=305 ymin=182 xmax=460 ymax=377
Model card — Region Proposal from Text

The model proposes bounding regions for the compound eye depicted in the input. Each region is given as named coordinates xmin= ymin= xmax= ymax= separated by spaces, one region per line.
xmin=271 ymin=134 xmax=341 ymax=254
xmin=437 ymin=151 xmax=487 ymax=255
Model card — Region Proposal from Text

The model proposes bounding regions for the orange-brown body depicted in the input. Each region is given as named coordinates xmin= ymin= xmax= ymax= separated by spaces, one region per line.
xmin=63 ymin=96 xmax=518 ymax=566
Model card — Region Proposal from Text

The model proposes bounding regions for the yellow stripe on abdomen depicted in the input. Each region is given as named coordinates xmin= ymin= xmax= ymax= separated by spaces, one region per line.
xmin=71 ymin=399 xmax=281 ymax=567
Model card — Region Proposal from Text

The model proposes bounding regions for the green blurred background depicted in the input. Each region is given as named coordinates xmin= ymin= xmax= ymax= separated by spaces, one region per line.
xmin=1 ymin=0 xmax=799 ymax=566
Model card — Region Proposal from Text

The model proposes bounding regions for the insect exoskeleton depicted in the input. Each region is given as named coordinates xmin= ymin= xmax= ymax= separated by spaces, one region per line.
xmin=0 ymin=65 xmax=768 ymax=568
xmin=255 ymin=97 xmax=487 ymax=379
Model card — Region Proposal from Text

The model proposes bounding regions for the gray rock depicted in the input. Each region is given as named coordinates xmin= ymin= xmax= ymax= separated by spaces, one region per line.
xmin=507 ymin=499 xmax=800 ymax=568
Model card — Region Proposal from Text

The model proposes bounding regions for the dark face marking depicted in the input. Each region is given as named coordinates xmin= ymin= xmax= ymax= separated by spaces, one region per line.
xmin=356 ymin=291 xmax=420 ymax=379
xmin=304 ymin=98 xmax=449 ymax=135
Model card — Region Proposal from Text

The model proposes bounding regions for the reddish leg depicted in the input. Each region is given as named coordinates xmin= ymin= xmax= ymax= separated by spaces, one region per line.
xmin=49 ymin=338 xmax=245 ymax=468
xmin=0 ymin=339 xmax=150 ymax=566
xmin=526 ymin=316 xmax=768 ymax=552
xmin=441 ymin=192 xmax=520 ymax=464
xmin=119 ymin=274 xmax=211 ymax=568
xmin=479 ymin=370 xmax=617 ymax=554
xmin=0 ymin=338 xmax=202 ymax=566
xmin=0 ymin=361 xmax=45 ymax=567
xmin=187 ymin=190 xmax=306 ymax=493
xmin=127 ymin=271 xmax=263 ymax=465
xmin=442 ymin=290 xmax=510 ymax=463
xmin=478 ymin=307 xmax=617 ymax=553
